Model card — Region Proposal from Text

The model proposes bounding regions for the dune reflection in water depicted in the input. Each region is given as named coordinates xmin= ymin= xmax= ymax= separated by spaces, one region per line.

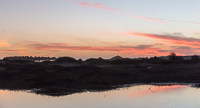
xmin=0 ymin=85 xmax=200 ymax=108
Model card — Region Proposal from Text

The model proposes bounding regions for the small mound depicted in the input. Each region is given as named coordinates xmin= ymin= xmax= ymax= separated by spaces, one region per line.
xmin=54 ymin=57 xmax=80 ymax=64
xmin=85 ymin=57 xmax=109 ymax=65
xmin=109 ymin=55 xmax=123 ymax=61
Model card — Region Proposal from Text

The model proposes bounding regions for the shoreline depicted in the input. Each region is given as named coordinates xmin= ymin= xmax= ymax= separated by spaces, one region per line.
xmin=1 ymin=82 xmax=199 ymax=97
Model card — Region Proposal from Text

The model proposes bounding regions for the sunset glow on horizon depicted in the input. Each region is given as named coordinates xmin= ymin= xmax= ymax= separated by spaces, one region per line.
xmin=0 ymin=0 xmax=200 ymax=59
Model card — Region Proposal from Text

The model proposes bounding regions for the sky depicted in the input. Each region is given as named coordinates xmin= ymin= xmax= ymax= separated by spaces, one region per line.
xmin=0 ymin=0 xmax=200 ymax=59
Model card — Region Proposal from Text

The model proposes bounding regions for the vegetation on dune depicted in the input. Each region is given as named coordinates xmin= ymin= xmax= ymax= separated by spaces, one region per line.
xmin=0 ymin=53 xmax=200 ymax=96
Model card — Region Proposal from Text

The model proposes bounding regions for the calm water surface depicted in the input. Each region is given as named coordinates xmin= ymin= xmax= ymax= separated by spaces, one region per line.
xmin=1 ymin=85 xmax=200 ymax=108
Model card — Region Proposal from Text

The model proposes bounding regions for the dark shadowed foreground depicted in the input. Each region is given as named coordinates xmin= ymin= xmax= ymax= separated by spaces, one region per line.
xmin=1 ymin=56 xmax=200 ymax=96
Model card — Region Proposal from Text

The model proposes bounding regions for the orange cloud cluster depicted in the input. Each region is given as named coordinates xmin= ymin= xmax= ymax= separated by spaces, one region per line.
xmin=22 ymin=38 xmax=200 ymax=56
xmin=0 ymin=40 xmax=11 ymax=48
xmin=24 ymin=41 xmax=167 ymax=56
xmin=0 ymin=40 xmax=22 ymax=52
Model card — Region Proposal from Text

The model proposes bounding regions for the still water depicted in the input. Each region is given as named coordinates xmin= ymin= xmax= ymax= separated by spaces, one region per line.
xmin=1 ymin=85 xmax=200 ymax=108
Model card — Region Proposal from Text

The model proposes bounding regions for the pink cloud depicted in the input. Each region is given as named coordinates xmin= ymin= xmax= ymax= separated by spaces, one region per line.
xmin=127 ymin=32 xmax=200 ymax=48
xmin=65 ymin=1 xmax=200 ymax=24
xmin=71 ymin=1 xmax=166 ymax=23
xmin=77 ymin=2 xmax=119 ymax=11
xmin=129 ymin=15 xmax=167 ymax=23
xmin=1 ymin=30 xmax=5 ymax=33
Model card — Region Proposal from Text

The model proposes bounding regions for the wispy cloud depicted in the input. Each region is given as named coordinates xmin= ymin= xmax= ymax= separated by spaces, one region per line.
xmin=127 ymin=32 xmax=200 ymax=48
xmin=169 ymin=20 xmax=200 ymax=25
xmin=64 ymin=0 xmax=198 ymax=24
xmin=77 ymin=2 xmax=119 ymax=11
xmin=125 ymin=15 xmax=167 ymax=23
xmin=70 ymin=1 xmax=166 ymax=23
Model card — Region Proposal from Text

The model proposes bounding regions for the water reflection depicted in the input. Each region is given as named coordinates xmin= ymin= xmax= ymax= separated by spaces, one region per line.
xmin=128 ymin=85 xmax=187 ymax=97
xmin=1 ymin=85 xmax=200 ymax=108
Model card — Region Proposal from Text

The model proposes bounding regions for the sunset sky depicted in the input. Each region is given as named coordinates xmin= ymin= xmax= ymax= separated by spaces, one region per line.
xmin=0 ymin=0 xmax=200 ymax=59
